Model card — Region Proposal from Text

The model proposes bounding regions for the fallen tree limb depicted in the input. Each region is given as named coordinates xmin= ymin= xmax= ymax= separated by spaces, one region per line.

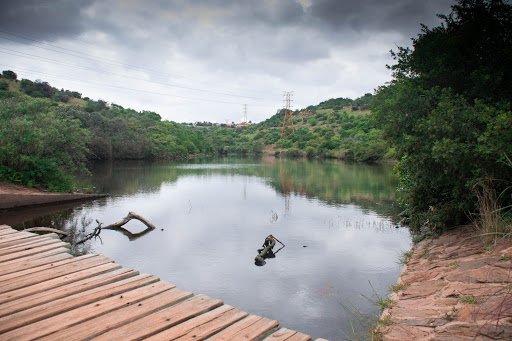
xmin=102 ymin=212 xmax=156 ymax=230
xmin=24 ymin=227 xmax=69 ymax=237
xmin=75 ymin=211 xmax=156 ymax=245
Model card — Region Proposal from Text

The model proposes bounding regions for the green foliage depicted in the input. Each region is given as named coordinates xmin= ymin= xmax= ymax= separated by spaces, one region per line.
xmin=20 ymin=79 xmax=57 ymax=98
xmin=373 ymin=0 xmax=512 ymax=231
xmin=458 ymin=296 xmax=477 ymax=304
xmin=374 ymin=296 xmax=394 ymax=312
xmin=2 ymin=70 xmax=17 ymax=80
xmin=285 ymin=148 xmax=302 ymax=158
xmin=0 ymin=80 xmax=9 ymax=91
xmin=0 ymin=74 xmax=215 ymax=191
xmin=0 ymin=97 xmax=89 ymax=191
xmin=398 ymin=250 xmax=412 ymax=265
xmin=198 ymin=93 xmax=390 ymax=162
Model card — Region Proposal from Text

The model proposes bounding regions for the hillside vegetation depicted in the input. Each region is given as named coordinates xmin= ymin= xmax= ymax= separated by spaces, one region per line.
xmin=0 ymin=75 xmax=213 ymax=191
xmin=0 ymin=70 xmax=390 ymax=191
xmin=199 ymin=93 xmax=392 ymax=162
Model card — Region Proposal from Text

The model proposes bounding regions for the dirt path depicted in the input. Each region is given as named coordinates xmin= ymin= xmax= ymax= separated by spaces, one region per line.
xmin=381 ymin=226 xmax=512 ymax=340
xmin=0 ymin=181 xmax=107 ymax=210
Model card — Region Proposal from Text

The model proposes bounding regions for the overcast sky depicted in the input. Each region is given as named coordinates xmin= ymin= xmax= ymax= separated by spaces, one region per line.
xmin=0 ymin=0 xmax=454 ymax=123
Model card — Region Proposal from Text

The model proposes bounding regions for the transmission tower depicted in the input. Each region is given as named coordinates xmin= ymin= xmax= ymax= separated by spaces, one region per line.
xmin=243 ymin=104 xmax=248 ymax=124
xmin=281 ymin=91 xmax=294 ymax=139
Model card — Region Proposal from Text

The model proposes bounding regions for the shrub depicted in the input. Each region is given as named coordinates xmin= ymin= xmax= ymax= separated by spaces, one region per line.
xmin=0 ymin=97 xmax=89 ymax=191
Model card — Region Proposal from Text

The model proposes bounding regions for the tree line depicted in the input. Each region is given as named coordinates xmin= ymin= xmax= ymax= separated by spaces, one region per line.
xmin=0 ymin=74 xmax=213 ymax=191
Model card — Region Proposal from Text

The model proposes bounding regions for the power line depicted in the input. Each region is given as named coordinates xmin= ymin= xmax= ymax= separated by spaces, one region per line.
xmin=0 ymin=63 xmax=280 ymax=108
xmin=0 ymin=46 xmax=278 ymax=102
xmin=0 ymin=27 xmax=274 ymax=96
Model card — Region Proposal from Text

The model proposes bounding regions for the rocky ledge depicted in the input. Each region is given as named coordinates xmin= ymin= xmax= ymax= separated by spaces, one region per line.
xmin=381 ymin=225 xmax=512 ymax=340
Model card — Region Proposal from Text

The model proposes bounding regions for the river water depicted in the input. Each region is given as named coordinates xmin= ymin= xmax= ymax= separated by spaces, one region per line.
xmin=15 ymin=157 xmax=411 ymax=340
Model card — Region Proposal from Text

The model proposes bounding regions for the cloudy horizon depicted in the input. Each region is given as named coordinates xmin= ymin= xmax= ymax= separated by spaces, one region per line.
xmin=0 ymin=0 xmax=454 ymax=123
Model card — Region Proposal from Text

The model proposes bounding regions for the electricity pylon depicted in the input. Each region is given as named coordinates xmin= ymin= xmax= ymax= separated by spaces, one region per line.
xmin=281 ymin=91 xmax=294 ymax=139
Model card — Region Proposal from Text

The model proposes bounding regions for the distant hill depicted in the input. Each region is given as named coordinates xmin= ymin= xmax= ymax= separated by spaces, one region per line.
xmin=199 ymin=93 xmax=393 ymax=162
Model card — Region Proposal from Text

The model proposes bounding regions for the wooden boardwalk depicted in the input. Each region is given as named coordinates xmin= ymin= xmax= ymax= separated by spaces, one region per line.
xmin=0 ymin=225 xmax=326 ymax=341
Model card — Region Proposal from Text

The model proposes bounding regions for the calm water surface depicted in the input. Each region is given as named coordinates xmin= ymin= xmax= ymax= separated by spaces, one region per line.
xmin=16 ymin=157 xmax=411 ymax=340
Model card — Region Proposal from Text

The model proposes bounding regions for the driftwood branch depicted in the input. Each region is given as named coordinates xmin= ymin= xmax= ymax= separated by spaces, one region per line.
xmin=76 ymin=211 xmax=156 ymax=244
xmin=24 ymin=227 xmax=69 ymax=237
xmin=102 ymin=212 xmax=156 ymax=230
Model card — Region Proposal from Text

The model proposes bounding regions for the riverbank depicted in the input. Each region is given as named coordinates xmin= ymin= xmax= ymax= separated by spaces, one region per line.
xmin=380 ymin=225 xmax=512 ymax=340
xmin=0 ymin=181 xmax=107 ymax=211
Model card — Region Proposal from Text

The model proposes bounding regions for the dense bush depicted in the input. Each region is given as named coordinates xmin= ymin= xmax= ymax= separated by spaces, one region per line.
xmin=372 ymin=0 xmax=512 ymax=231
xmin=0 ymin=97 xmax=89 ymax=191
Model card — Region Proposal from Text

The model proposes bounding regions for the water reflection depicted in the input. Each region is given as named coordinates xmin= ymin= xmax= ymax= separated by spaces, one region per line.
xmin=103 ymin=224 xmax=155 ymax=241
xmin=9 ymin=157 xmax=411 ymax=340
xmin=87 ymin=157 xmax=402 ymax=221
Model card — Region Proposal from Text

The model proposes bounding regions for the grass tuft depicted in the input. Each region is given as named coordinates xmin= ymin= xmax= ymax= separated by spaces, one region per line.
xmin=473 ymin=179 xmax=512 ymax=246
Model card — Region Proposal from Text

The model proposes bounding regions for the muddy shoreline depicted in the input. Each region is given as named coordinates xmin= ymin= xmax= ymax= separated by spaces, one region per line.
xmin=381 ymin=225 xmax=512 ymax=340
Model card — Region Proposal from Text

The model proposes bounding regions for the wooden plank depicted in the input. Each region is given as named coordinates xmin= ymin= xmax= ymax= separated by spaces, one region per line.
xmin=0 ymin=238 xmax=68 ymax=256
xmin=0 ymin=273 xmax=158 ymax=334
xmin=0 ymin=241 xmax=71 ymax=263
xmin=262 ymin=328 xmax=297 ymax=340
xmin=146 ymin=305 xmax=248 ymax=341
xmin=1 ymin=280 xmax=174 ymax=340
xmin=0 ymin=261 xmax=122 ymax=305
xmin=286 ymin=333 xmax=314 ymax=341
xmin=0 ymin=267 xmax=137 ymax=317
xmin=207 ymin=315 xmax=280 ymax=341
xmin=0 ymin=229 xmax=35 ymax=237
xmin=0 ymin=225 xmax=12 ymax=230
xmin=0 ymin=231 xmax=39 ymax=243
xmin=0 ymin=234 xmax=59 ymax=249
xmin=40 ymin=287 xmax=193 ymax=341
xmin=263 ymin=328 xmax=312 ymax=341
xmin=92 ymin=294 xmax=224 ymax=341
xmin=0 ymin=254 xmax=112 ymax=294
xmin=0 ymin=253 xmax=96 ymax=282
xmin=0 ymin=228 xmax=18 ymax=236
xmin=0 ymin=248 xmax=71 ymax=276
xmin=0 ymin=233 xmax=63 ymax=247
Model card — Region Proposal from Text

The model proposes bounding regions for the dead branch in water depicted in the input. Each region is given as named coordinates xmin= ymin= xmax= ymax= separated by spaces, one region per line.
xmin=102 ymin=212 xmax=156 ymax=230
xmin=76 ymin=211 xmax=156 ymax=244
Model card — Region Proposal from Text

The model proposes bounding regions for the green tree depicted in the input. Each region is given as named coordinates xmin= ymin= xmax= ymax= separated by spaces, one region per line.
xmin=373 ymin=0 xmax=512 ymax=231
xmin=2 ymin=70 xmax=17 ymax=80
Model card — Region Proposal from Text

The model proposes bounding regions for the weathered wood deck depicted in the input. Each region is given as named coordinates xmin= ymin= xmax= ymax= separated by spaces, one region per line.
xmin=0 ymin=225 xmax=327 ymax=341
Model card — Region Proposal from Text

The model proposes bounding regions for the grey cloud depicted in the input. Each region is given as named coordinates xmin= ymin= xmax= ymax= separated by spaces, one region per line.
xmin=308 ymin=0 xmax=454 ymax=34
xmin=0 ymin=0 xmax=95 ymax=40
